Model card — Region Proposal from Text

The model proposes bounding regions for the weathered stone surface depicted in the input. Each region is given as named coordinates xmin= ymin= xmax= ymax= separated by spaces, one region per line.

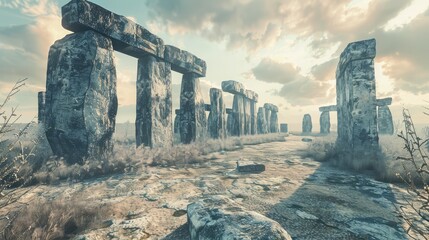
xmin=243 ymin=98 xmax=251 ymax=135
xmin=164 ymin=45 xmax=206 ymax=77
xmin=270 ymin=111 xmax=279 ymax=133
xmin=302 ymin=114 xmax=312 ymax=133
xmin=229 ymin=95 xmax=245 ymax=136
xmin=226 ymin=108 xmax=233 ymax=114
xmin=62 ymin=0 xmax=164 ymax=58
xmin=264 ymin=103 xmax=279 ymax=112
xmin=38 ymin=91 xmax=46 ymax=124
xmin=250 ymin=100 xmax=257 ymax=135
xmin=320 ymin=111 xmax=330 ymax=134
xmin=236 ymin=162 xmax=265 ymax=173
xmin=174 ymin=113 xmax=180 ymax=134
xmin=376 ymin=97 xmax=392 ymax=107
xmin=265 ymin=107 xmax=271 ymax=132
xmin=207 ymin=88 xmax=226 ymax=139
xmin=319 ymin=105 xmax=337 ymax=112
xmin=175 ymin=109 xmax=180 ymax=115
xmin=245 ymin=89 xmax=259 ymax=102
xmin=187 ymin=196 xmax=292 ymax=240
xmin=136 ymin=55 xmax=172 ymax=148
xmin=221 ymin=80 xmax=245 ymax=95
xmin=204 ymin=104 xmax=211 ymax=111
xmin=378 ymin=106 xmax=394 ymax=135
xmin=226 ymin=113 xmax=233 ymax=136
xmin=280 ymin=123 xmax=288 ymax=133
xmin=336 ymin=38 xmax=379 ymax=164
xmin=257 ymin=107 xmax=268 ymax=134
xmin=180 ymin=73 xmax=207 ymax=143
xmin=45 ymin=30 xmax=117 ymax=164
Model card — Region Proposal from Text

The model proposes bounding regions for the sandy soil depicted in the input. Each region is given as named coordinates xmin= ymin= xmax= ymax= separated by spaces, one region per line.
xmin=1 ymin=135 xmax=412 ymax=239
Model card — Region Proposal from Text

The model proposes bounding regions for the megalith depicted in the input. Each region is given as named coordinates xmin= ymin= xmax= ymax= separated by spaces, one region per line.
xmin=180 ymin=73 xmax=207 ymax=143
xmin=378 ymin=106 xmax=394 ymax=135
xmin=257 ymin=107 xmax=268 ymax=134
xmin=208 ymin=88 xmax=226 ymax=139
xmin=264 ymin=103 xmax=279 ymax=133
xmin=136 ymin=55 xmax=172 ymax=148
xmin=174 ymin=109 xmax=180 ymax=134
xmin=38 ymin=91 xmax=46 ymax=124
xmin=222 ymin=81 xmax=245 ymax=136
xmin=320 ymin=111 xmax=330 ymax=134
xmin=302 ymin=114 xmax=312 ymax=133
xmin=336 ymin=38 xmax=379 ymax=164
xmin=280 ymin=124 xmax=288 ymax=133
xmin=45 ymin=30 xmax=117 ymax=164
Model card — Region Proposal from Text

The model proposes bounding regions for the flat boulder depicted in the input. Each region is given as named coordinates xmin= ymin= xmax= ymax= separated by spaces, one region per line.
xmin=221 ymin=80 xmax=245 ymax=95
xmin=187 ymin=195 xmax=292 ymax=240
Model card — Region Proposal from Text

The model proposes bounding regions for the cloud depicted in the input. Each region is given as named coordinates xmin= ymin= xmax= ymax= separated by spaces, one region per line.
xmin=251 ymin=58 xmax=334 ymax=106
xmin=311 ymin=58 xmax=337 ymax=82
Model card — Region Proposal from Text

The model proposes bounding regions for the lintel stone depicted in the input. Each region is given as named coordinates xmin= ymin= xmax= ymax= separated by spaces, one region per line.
xmin=164 ymin=45 xmax=207 ymax=77
xmin=62 ymin=0 xmax=164 ymax=58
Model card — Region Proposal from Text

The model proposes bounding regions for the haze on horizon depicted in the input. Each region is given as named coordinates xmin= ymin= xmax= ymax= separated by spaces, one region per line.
xmin=0 ymin=0 xmax=428 ymax=132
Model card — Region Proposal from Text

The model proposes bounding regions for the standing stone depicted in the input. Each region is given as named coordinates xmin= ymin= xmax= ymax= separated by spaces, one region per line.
xmin=38 ymin=91 xmax=46 ymax=124
xmin=136 ymin=55 xmax=172 ymax=148
xmin=250 ymin=101 xmax=257 ymax=135
xmin=336 ymin=38 xmax=379 ymax=165
xmin=226 ymin=113 xmax=233 ymax=136
xmin=270 ymin=111 xmax=279 ymax=133
xmin=180 ymin=73 xmax=207 ymax=143
xmin=257 ymin=107 xmax=268 ymax=134
xmin=208 ymin=88 xmax=226 ymax=139
xmin=243 ymin=98 xmax=251 ymax=135
xmin=45 ymin=30 xmax=117 ymax=164
xmin=265 ymin=108 xmax=271 ymax=133
xmin=230 ymin=95 xmax=245 ymax=136
xmin=378 ymin=106 xmax=394 ymax=135
xmin=174 ymin=112 xmax=180 ymax=134
xmin=320 ymin=111 xmax=330 ymax=134
xmin=302 ymin=114 xmax=312 ymax=133
xmin=280 ymin=124 xmax=288 ymax=133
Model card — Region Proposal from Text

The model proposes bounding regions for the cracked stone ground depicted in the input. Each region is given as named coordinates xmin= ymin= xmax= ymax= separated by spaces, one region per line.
xmin=2 ymin=135 xmax=411 ymax=239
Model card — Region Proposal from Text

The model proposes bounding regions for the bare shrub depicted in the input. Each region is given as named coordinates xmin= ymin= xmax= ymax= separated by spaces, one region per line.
xmin=395 ymin=109 xmax=429 ymax=239
xmin=2 ymin=197 xmax=107 ymax=240
xmin=0 ymin=79 xmax=36 ymax=209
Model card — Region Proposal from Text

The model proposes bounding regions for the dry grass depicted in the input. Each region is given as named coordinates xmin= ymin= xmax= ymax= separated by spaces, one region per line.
xmin=1 ymin=197 xmax=108 ymax=240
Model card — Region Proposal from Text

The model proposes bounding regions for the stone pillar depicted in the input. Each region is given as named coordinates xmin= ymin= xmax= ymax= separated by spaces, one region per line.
xmin=180 ymin=73 xmax=207 ymax=143
xmin=280 ymin=124 xmax=288 ymax=133
xmin=378 ymin=106 xmax=394 ymax=135
xmin=45 ymin=30 xmax=117 ymax=164
xmin=243 ymin=98 xmax=251 ymax=135
xmin=230 ymin=94 xmax=245 ymax=136
xmin=174 ymin=110 xmax=180 ymax=134
xmin=136 ymin=55 xmax=172 ymax=148
xmin=264 ymin=108 xmax=271 ymax=132
xmin=250 ymin=100 xmax=257 ymax=135
xmin=38 ymin=91 xmax=46 ymax=124
xmin=257 ymin=107 xmax=268 ymax=134
xmin=208 ymin=88 xmax=226 ymax=139
xmin=302 ymin=114 xmax=312 ymax=133
xmin=270 ymin=111 xmax=279 ymax=133
xmin=320 ymin=111 xmax=330 ymax=134
xmin=226 ymin=113 xmax=233 ymax=136
xmin=336 ymin=38 xmax=379 ymax=164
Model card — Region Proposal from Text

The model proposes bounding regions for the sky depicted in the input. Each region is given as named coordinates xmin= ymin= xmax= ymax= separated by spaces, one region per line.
xmin=0 ymin=0 xmax=428 ymax=132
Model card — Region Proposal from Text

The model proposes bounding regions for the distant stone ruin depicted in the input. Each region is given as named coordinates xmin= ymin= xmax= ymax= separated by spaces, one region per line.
xmin=302 ymin=114 xmax=312 ymax=133
xmin=207 ymin=88 xmax=226 ymax=139
xmin=280 ymin=123 xmax=288 ymax=133
xmin=335 ymin=38 xmax=379 ymax=164
xmin=37 ymin=91 xmax=46 ymax=124
xmin=264 ymin=103 xmax=279 ymax=133
xmin=222 ymin=80 xmax=259 ymax=136
xmin=319 ymin=97 xmax=393 ymax=135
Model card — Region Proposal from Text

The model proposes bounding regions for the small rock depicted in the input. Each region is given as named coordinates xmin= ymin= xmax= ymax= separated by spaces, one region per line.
xmin=296 ymin=210 xmax=319 ymax=220
xmin=302 ymin=138 xmax=313 ymax=142
xmin=173 ymin=209 xmax=187 ymax=217
xmin=102 ymin=219 xmax=114 ymax=228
